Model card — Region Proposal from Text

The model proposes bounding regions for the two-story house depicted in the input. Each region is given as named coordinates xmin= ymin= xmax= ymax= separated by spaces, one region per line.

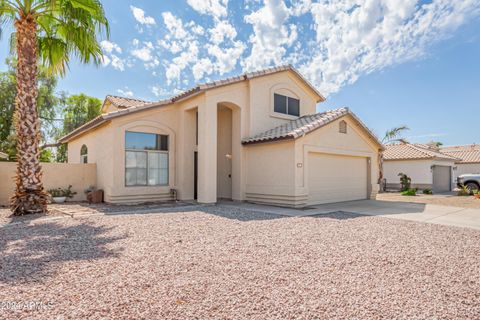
xmin=60 ymin=65 xmax=383 ymax=207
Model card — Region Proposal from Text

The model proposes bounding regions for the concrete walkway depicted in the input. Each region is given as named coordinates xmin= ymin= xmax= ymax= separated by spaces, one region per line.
xmin=219 ymin=200 xmax=480 ymax=230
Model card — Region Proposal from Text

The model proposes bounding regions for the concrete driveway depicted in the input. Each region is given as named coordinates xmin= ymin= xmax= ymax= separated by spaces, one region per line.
xmin=221 ymin=199 xmax=480 ymax=230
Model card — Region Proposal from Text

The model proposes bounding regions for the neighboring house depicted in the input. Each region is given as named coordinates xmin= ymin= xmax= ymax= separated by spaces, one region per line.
xmin=0 ymin=151 xmax=8 ymax=160
xmin=441 ymin=144 xmax=480 ymax=180
xmin=59 ymin=65 xmax=383 ymax=207
xmin=383 ymin=142 xmax=459 ymax=192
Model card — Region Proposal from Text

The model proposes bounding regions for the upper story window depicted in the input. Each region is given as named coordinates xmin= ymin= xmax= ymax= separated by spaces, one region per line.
xmin=339 ymin=120 xmax=347 ymax=134
xmin=125 ymin=131 xmax=169 ymax=186
xmin=274 ymin=93 xmax=300 ymax=117
xmin=80 ymin=145 xmax=88 ymax=163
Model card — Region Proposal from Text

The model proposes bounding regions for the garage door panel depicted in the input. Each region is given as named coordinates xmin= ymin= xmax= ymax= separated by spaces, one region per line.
xmin=308 ymin=153 xmax=367 ymax=205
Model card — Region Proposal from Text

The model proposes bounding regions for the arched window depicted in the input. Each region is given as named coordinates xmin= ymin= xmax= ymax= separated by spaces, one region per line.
xmin=80 ymin=145 xmax=88 ymax=163
xmin=339 ymin=120 xmax=347 ymax=134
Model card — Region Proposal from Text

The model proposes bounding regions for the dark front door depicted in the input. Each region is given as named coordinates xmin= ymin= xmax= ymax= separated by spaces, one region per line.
xmin=194 ymin=151 xmax=198 ymax=200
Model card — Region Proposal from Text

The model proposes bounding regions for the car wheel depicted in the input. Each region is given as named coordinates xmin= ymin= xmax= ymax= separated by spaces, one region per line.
xmin=466 ymin=182 xmax=479 ymax=194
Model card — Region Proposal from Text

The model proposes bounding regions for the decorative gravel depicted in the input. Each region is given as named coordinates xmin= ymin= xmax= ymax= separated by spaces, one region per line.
xmin=377 ymin=192 xmax=480 ymax=209
xmin=1 ymin=207 xmax=479 ymax=319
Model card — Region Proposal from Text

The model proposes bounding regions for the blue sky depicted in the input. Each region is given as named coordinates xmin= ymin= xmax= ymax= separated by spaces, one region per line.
xmin=0 ymin=0 xmax=479 ymax=145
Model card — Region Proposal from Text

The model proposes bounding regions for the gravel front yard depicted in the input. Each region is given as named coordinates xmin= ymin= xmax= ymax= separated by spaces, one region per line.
xmin=1 ymin=206 xmax=479 ymax=319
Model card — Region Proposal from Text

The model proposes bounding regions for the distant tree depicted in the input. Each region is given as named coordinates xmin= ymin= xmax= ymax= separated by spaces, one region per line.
xmin=0 ymin=58 xmax=59 ymax=161
xmin=378 ymin=126 xmax=410 ymax=190
xmin=54 ymin=93 xmax=102 ymax=162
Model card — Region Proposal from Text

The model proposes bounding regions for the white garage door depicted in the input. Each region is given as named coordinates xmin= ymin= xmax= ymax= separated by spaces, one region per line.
xmin=308 ymin=153 xmax=368 ymax=205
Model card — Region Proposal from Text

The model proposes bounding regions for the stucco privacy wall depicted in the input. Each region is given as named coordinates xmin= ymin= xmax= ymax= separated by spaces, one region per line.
xmin=0 ymin=162 xmax=96 ymax=205
xmin=384 ymin=159 xmax=455 ymax=189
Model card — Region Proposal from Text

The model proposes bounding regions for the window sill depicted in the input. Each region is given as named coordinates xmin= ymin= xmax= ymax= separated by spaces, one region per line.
xmin=270 ymin=112 xmax=300 ymax=121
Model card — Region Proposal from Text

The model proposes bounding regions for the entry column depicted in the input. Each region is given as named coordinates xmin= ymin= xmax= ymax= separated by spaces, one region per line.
xmin=197 ymin=100 xmax=217 ymax=203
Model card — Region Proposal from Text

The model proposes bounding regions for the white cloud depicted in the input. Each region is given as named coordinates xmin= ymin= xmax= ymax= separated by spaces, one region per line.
xmin=192 ymin=58 xmax=214 ymax=81
xmin=131 ymin=41 xmax=154 ymax=62
xmin=301 ymin=0 xmax=480 ymax=95
xmin=187 ymin=0 xmax=229 ymax=18
xmin=130 ymin=6 xmax=156 ymax=25
xmin=165 ymin=42 xmax=200 ymax=85
xmin=209 ymin=20 xmax=237 ymax=44
xmin=242 ymin=0 xmax=297 ymax=71
xmin=162 ymin=12 xmax=188 ymax=39
xmin=100 ymin=40 xmax=122 ymax=54
xmin=117 ymin=88 xmax=134 ymax=97
xmin=110 ymin=55 xmax=125 ymax=71
xmin=208 ymin=41 xmax=246 ymax=74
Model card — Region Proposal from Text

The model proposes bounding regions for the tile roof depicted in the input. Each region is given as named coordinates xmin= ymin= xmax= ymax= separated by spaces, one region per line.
xmin=59 ymin=65 xmax=325 ymax=143
xmin=242 ymin=107 xmax=383 ymax=148
xmin=441 ymin=144 xmax=480 ymax=163
xmin=383 ymin=143 xmax=460 ymax=161
xmin=0 ymin=151 xmax=8 ymax=159
xmin=105 ymin=95 xmax=151 ymax=109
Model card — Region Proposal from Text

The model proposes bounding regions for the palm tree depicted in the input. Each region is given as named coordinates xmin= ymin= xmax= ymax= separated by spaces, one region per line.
xmin=0 ymin=0 xmax=108 ymax=215
xmin=378 ymin=126 xmax=410 ymax=190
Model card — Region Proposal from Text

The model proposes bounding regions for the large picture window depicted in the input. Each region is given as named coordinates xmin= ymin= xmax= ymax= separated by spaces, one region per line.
xmin=125 ymin=131 xmax=169 ymax=186
xmin=274 ymin=93 xmax=300 ymax=117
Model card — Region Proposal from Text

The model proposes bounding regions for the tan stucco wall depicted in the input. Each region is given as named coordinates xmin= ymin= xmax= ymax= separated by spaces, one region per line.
xmin=244 ymin=140 xmax=296 ymax=205
xmin=248 ymin=71 xmax=318 ymax=137
xmin=66 ymin=70 xmax=366 ymax=206
xmin=244 ymin=115 xmax=381 ymax=207
xmin=0 ymin=162 xmax=96 ymax=205
xmin=295 ymin=115 xmax=380 ymax=205
xmin=384 ymin=159 xmax=455 ymax=188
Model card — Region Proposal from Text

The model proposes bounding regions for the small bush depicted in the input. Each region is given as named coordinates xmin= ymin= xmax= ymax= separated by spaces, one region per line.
xmin=422 ymin=188 xmax=433 ymax=195
xmin=48 ymin=185 xmax=77 ymax=198
xmin=457 ymin=184 xmax=472 ymax=197
xmin=398 ymin=173 xmax=411 ymax=192
xmin=401 ymin=188 xmax=417 ymax=196
xmin=474 ymin=191 xmax=480 ymax=200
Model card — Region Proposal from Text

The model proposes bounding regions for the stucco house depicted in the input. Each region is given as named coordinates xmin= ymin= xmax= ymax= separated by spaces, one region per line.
xmin=59 ymin=65 xmax=383 ymax=207
xmin=383 ymin=142 xmax=459 ymax=192
xmin=441 ymin=144 xmax=480 ymax=180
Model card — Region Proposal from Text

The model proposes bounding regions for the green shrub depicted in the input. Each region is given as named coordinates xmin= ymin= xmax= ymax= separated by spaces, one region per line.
xmin=457 ymin=184 xmax=472 ymax=197
xmin=422 ymin=188 xmax=433 ymax=195
xmin=398 ymin=173 xmax=411 ymax=192
xmin=48 ymin=185 xmax=77 ymax=198
xmin=401 ymin=188 xmax=417 ymax=196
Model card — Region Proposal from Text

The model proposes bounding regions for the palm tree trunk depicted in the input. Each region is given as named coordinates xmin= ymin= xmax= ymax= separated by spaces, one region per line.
xmin=11 ymin=14 xmax=48 ymax=215
xmin=378 ymin=151 xmax=385 ymax=192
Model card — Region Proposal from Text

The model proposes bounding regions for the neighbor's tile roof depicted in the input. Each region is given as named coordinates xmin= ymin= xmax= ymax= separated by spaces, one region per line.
xmin=60 ymin=65 xmax=325 ymax=143
xmin=105 ymin=95 xmax=151 ymax=109
xmin=441 ymin=144 xmax=480 ymax=163
xmin=242 ymin=107 xmax=383 ymax=148
xmin=383 ymin=143 xmax=460 ymax=161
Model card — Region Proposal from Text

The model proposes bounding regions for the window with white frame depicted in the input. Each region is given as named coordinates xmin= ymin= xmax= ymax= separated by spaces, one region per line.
xmin=125 ymin=131 xmax=169 ymax=186
xmin=80 ymin=145 xmax=88 ymax=163
xmin=274 ymin=93 xmax=300 ymax=116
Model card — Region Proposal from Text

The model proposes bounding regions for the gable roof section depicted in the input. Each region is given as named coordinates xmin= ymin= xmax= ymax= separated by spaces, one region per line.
xmin=441 ymin=144 xmax=480 ymax=164
xmin=383 ymin=143 xmax=460 ymax=161
xmin=242 ymin=107 xmax=383 ymax=148
xmin=59 ymin=65 xmax=325 ymax=143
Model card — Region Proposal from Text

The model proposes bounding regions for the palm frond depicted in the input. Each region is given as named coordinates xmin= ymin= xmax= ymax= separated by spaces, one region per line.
xmin=382 ymin=125 xmax=410 ymax=143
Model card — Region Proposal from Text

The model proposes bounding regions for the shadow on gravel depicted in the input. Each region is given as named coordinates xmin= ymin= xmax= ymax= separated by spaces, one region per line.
xmin=198 ymin=205 xmax=289 ymax=222
xmin=0 ymin=221 xmax=125 ymax=283
xmin=307 ymin=211 xmax=368 ymax=220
